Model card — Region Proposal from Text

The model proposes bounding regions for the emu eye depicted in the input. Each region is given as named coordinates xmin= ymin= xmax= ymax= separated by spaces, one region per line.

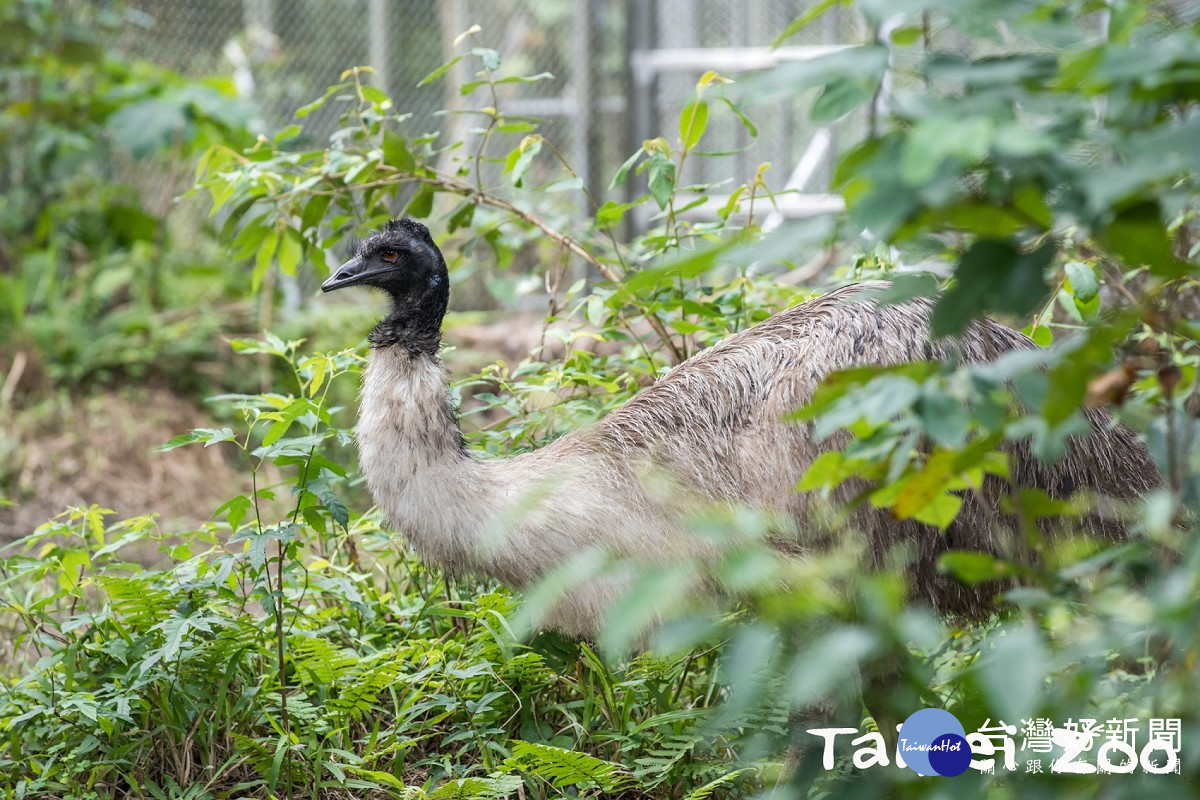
xmin=381 ymin=249 xmax=400 ymax=263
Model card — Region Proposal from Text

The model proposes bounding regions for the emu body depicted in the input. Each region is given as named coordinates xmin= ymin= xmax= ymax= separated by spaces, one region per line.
xmin=327 ymin=219 xmax=1160 ymax=637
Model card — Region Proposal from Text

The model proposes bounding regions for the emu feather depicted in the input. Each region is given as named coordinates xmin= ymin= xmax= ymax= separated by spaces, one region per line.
xmin=325 ymin=219 xmax=1160 ymax=637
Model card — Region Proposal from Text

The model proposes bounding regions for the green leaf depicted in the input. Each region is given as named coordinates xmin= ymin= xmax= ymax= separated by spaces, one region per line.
xmin=645 ymin=152 xmax=675 ymax=210
xmin=504 ymin=136 xmax=542 ymax=187
xmin=300 ymin=194 xmax=332 ymax=237
xmin=107 ymin=99 xmax=187 ymax=159
xmin=471 ymin=47 xmax=502 ymax=72
xmin=430 ymin=776 xmax=523 ymax=799
xmin=890 ymin=25 xmax=924 ymax=46
xmin=683 ymin=769 xmax=752 ymax=800
xmin=717 ymin=185 xmax=746 ymax=221
xmin=214 ymin=495 xmax=253 ymax=530
xmin=811 ymin=78 xmax=874 ymax=122
xmin=934 ymin=203 xmax=1028 ymax=237
xmin=977 ymin=622 xmax=1047 ymax=722
xmin=609 ymin=149 xmax=644 ymax=190
xmin=382 ymin=129 xmax=416 ymax=172
xmin=678 ymin=99 xmax=708 ymax=150
xmin=1099 ymin=200 xmax=1186 ymax=277
xmin=739 ymin=44 xmax=887 ymax=103
xmin=772 ymin=0 xmax=847 ymax=47
xmin=354 ymin=86 xmax=384 ymax=106
xmin=890 ymin=450 xmax=959 ymax=523
xmin=930 ymin=239 xmax=1054 ymax=337
xmin=722 ymin=98 xmax=758 ymax=137
xmin=295 ymin=83 xmax=347 ymax=117
xmin=595 ymin=198 xmax=646 ymax=230
xmin=418 ymin=55 xmax=463 ymax=86
xmin=157 ymin=428 xmax=236 ymax=452
xmin=261 ymin=418 xmax=294 ymax=447
xmin=1063 ymin=261 xmax=1098 ymax=302
xmin=448 ymin=200 xmax=475 ymax=232
xmin=319 ymin=489 xmax=350 ymax=529
xmin=406 ymin=185 xmax=435 ymax=218
xmin=918 ymin=390 xmax=970 ymax=448
xmin=253 ymin=230 xmax=280 ymax=292
xmin=858 ymin=272 xmax=939 ymax=306
xmin=492 ymin=71 xmax=554 ymax=86
xmin=798 ymin=451 xmax=848 ymax=490
xmin=345 ymin=767 xmax=407 ymax=790
xmin=1027 ymin=325 xmax=1052 ymax=347
xmin=276 ymin=229 xmax=302 ymax=276
xmin=909 ymin=491 xmax=963 ymax=529
xmin=272 ymin=124 xmax=302 ymax=143
xmin=938 ymin=551 xmax=1017 ymax=585
xmin=901 ymin=116 xmax=994 ymax=186
xmin=505 ymin=741 xmax=630 ymax=791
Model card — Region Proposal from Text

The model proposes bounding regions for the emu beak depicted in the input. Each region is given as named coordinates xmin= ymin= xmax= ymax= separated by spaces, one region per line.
xmin=321 ymin=255 xmax=368 ymax=292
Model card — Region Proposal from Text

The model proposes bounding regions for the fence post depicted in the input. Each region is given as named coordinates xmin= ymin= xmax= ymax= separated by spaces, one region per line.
xmin=368 ymin=0 xmax=391 ymax=97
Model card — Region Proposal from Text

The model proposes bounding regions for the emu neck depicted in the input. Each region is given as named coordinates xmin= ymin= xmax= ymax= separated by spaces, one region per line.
xmin=356 ymin=345 xmax=493 ymax=571
xmin=368 ymin=290 xmax=447 ymax=357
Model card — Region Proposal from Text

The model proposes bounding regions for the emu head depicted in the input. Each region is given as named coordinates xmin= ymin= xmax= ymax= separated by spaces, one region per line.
xmin=322 ymin=219 xmax=450 ymax=352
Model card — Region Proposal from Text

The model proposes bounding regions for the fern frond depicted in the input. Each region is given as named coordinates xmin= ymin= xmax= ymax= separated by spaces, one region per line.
xmin=504 ymin=741 xmax=631 ymax=791
xmin=683 ymin=767 xmax=754 ymax=800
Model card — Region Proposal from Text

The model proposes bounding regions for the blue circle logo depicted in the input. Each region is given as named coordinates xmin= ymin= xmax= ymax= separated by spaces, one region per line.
xmin=898 ymin=708 xmax=973 ymax=776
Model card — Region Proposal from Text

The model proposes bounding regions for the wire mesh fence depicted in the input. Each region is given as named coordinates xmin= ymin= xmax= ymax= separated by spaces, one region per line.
xmin=114 ymin=0 xmax=868 ymax=216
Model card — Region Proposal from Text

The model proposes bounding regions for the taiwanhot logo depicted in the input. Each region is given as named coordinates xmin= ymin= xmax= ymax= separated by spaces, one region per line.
xmin=899 ymin=708 xmax=973 ymax=777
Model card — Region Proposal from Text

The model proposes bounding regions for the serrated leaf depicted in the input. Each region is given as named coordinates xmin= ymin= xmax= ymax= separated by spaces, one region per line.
xmin=316 ymin=486 xmax=350 ymax=529
xmin=214 ymin=495 xmax=253 ymax=530
xmin=505 ymin=741 xmax=630 ymax=791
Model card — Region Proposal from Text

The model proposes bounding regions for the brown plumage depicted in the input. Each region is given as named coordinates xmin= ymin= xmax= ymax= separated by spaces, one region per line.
xmin=322 ymin=219 xmax=1161 ymax=636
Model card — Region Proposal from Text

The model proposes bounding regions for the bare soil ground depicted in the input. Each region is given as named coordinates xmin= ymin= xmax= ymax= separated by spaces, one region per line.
xmin=0 ymin=387 xmax=251 ymax=542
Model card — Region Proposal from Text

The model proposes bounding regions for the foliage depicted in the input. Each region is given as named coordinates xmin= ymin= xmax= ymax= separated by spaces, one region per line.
xmin=3 ymin=1 xmax=1200 ymax=799
xmin=0 ymin=0 xmax=253 ymax=388
xmin=0 ymin=340 xmax=747 ymax=798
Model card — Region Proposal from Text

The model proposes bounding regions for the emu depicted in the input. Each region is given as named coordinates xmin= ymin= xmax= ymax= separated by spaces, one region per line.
xmin=322 ymin=219 xmax=1159 ymax=638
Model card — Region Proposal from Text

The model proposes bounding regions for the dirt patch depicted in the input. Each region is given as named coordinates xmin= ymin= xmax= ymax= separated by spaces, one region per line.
xmin=0 ymin=387 xmax=252 ymax=542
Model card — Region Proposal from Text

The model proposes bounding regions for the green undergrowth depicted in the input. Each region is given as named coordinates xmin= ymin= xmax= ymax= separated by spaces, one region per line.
xmin=0 ymin=510 xmax=747 ymax=798
xmin=0 ymin=338 xmax=759 ymax=799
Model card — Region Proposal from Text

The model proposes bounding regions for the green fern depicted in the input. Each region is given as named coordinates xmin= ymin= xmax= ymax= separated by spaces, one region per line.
xmin=96 ymin=575 xmax=175 ymax=630
xmin=326 ymin=647 xmax=408 ymax=720
xmin=504 ymin=741 xmax=632 ymax=791
xmin=290 ymin=634 xmax=358 ymax=685
xmin=429 ymin=775 xmax=523 ymax=799
xmin=682 ymin=768 xmax=754 ymax=800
